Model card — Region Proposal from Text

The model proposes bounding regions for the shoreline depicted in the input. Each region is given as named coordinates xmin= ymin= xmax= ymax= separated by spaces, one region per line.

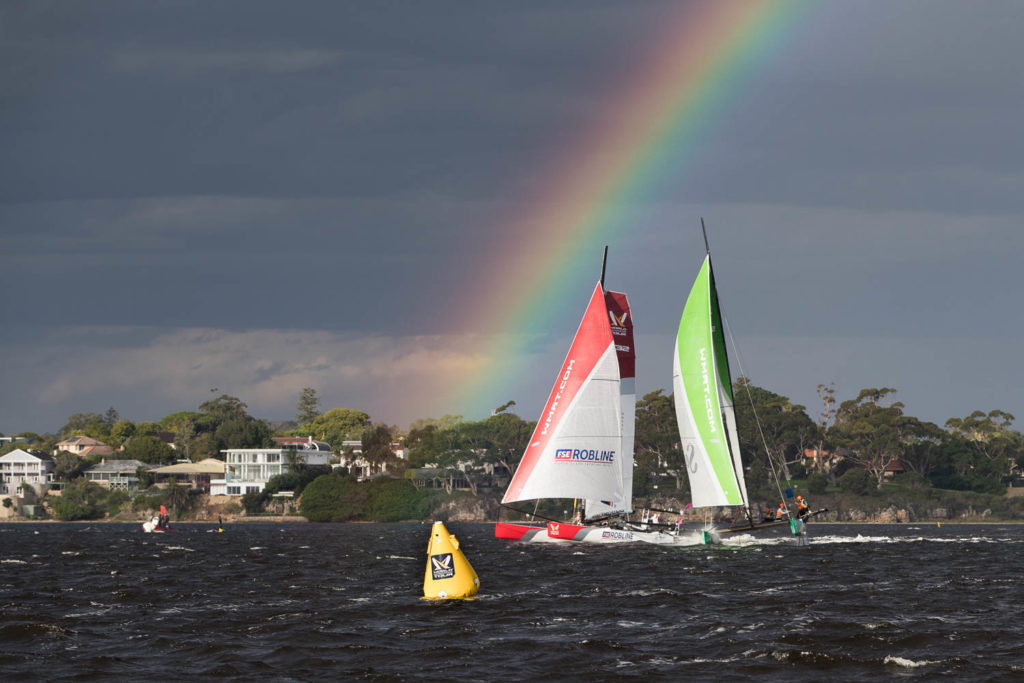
xmin=2 ymin=518 xmax=1023 ymax=525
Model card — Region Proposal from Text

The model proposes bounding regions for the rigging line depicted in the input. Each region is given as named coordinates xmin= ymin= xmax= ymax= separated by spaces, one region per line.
xmin=720 ymin=310 xmax=790 ymax=510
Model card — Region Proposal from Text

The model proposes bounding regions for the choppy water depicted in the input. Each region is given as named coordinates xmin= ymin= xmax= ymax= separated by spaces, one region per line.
xmin=2 ymin=522 xmax=1023 ymax=680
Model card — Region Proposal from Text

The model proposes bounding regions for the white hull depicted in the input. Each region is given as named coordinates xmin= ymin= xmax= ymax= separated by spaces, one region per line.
xmin=497 ymin=521 xmax=703 ymax=545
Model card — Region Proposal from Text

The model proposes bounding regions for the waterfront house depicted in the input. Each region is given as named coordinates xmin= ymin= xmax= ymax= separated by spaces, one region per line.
xmin=212 ymin=437 xmax=332 ymax=496
xmin=84 ymin=459 xmax=150 ymax=491
xmin=336 ymin=440 xmax=409 ymax=480
xmin=149 ymin=458 xmax=226 ymax=492
xmin=0 ymin=449 xmax=54 ymax=498
xmin=55 ymin=435 xmax=114 ymax=457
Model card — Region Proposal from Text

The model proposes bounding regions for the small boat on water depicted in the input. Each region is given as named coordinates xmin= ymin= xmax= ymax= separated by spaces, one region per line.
xmin=142 ymin=505 xmax=175 ymax=533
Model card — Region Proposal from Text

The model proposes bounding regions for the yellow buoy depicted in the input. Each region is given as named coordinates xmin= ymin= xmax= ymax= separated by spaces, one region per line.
xmin=422 ymin=521 xmax=479 ymax=600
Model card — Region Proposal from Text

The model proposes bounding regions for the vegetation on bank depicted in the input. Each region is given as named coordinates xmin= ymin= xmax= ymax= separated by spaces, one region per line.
xmin=3 ymin=380 xmax=1024 ymax=523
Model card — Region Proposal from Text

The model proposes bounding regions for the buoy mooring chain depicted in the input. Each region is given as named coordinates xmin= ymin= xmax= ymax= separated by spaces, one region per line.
xmin=422 ymin=521 xmax=480 ymax=600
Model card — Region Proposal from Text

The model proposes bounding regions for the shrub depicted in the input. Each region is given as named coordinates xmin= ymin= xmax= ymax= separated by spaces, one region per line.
xmin=806 ymin=472 xmax=829 ymax=495
xmin=364 ymin=478 xmax=430 ymax=522
xmin=241 ymin=491 xmax=266 ymax=514
xmin=299 ymin=475 xmax=368 ymax=522
xmin=838 ymin=468 xmax=873 ymax=495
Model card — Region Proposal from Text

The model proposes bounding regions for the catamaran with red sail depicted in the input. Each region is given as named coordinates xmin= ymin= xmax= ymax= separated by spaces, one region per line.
xmin=495 ymin=255 xmax=687 ymax=545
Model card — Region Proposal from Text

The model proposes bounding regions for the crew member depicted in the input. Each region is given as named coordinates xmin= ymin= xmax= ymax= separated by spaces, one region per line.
xmin=796 ymin=495 xmax=810 ymax=519
xmin=776 ymin=502 xmax=788 ymax=519
xmin=763 ymin=506 xmax=774 ymax=522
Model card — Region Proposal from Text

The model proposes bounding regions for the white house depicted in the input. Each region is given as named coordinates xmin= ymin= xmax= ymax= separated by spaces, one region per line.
xmin=211 ymin=437 xmax=332 ymax=496
xmin=336 ymin=440 xmax=408 ymax=480
xmin=0 ymin=449 xmax=55 ymax=497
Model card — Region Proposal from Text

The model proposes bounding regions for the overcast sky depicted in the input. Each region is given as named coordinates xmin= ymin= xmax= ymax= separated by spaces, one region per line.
xmin=2 ymin=1 xmax=1023 ymax=435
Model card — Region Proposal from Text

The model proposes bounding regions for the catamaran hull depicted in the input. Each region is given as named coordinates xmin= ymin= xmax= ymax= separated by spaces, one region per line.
xmin=494 ymin=523 xmax=567 ymax=543
xmin=495 ymin=522 xmax=692 ymax=545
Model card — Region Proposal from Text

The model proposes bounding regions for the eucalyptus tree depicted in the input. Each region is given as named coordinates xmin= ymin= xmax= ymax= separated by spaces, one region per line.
xmin=829 ymin=388 xmax=935 ymax=490
xmin=732 ymin=377 xmax=817 ymax=480
xmin=634 ymin=390 xmax=683 ymax=491
xmin=362 ymin=423 xmax=398 ymax=476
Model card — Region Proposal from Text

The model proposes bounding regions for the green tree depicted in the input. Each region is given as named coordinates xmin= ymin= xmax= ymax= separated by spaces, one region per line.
xmin=57 ymin=412 xmax=108 ymax=440
xmin=50 ymin=478 xmax=113 ymax=520
xmin=830 ymin=388 xmax=909 ymax=490
xmin=299 ymin=474 xmax=368 ymax=522
xmin=364 ymin=478 xmax=430 ymax=521
xmin=163 ymin=482 xmax=191 ymax=513
xmin=838 ymin=468 xmax=873 ymax=495
xmin=813 ymin=382 xmax=838 ymax=475
xmin=214 ymin=417 xmax=273 ymax=451
xmin=945 ymin=410 xmax=1023 ymax=480
xmin=135 ymin=422 xmax=161 ymax=438
xmin=109 ymin=420 xmax=136 ymax=448
xmin=199 ymin=394 xmax=251 ymax=421
xmin=241 ymin=490 xmax=266 ymax=514
xmin=362 ymin=423 xmax=396 ymax=475
xmin=122 ymin=436 xmax=177 ymax=465
xmin=296 ymin=408 xmax=371 ymax=449
xmin=733 ymin=377 xmax=817 ymax=479
xmin=471 ymin=410 xmax=533 ymax=486
xmin=634 ymin=390 xmax=684 ymax=492
xmin=806 ymin=472 xmax=829 ymax=495
xmin=295 ymin=387 xmax=322 ymax=425
xmin=52 ymin=452 xmax=87 ymax=481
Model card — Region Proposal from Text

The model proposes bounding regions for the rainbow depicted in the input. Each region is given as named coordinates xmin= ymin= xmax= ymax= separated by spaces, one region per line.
xmin=448 ymin=0 xmax=812 ymax=419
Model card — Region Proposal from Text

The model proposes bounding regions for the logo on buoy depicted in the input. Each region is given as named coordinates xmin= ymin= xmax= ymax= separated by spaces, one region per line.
xmin=430 ymin=553 xmax=454 ymax=580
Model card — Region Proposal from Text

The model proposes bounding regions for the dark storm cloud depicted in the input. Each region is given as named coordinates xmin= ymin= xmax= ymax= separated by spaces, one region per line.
xmin=0 ymin=1 xmax=665 ymax=204
xmin=2 ymin=1 xmax=1023 ymax=433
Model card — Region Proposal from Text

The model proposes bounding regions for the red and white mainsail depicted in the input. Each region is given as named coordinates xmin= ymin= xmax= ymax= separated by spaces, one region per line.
xmin=502 ymin=282 xmax=624 ymax=505
xmin=584 ymin=290 xmax=635 ymax=519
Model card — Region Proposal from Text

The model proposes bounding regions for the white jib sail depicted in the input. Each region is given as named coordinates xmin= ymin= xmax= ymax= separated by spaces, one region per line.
xmin=502 ymin=283 xmax=625 ymax=506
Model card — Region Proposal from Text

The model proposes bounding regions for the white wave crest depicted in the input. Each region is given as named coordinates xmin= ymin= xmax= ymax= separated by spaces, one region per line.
xmin=884 ymin=655 xmax=940 ymax=668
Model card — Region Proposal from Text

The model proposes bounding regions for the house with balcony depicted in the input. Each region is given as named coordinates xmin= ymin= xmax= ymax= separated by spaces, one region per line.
xmin=55 ymin=436 xmax=114 ymax=458
xmin=149 ymin=458 xmax=226 ymax=492
xmin=211 ymin=437 xmax=332 ymax=496
xmin=84 ymin=459 xmax=150 ymax=491
xmin=0 ymin=449 xmax=54 ymax=497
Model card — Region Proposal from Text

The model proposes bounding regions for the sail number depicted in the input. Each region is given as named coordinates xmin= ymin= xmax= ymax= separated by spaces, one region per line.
xmin=685 ymin=444 xmax=699 ymax=473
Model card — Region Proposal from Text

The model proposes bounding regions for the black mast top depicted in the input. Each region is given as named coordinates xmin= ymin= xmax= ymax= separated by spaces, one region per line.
xmin=701 ymin=217 xmax=710 ymax=255
xmin=600 ymin=245 xmax=608 ymax=288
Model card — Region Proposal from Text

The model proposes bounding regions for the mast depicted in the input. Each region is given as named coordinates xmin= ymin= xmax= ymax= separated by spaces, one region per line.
xmin=702 ymin=219 xmax=750 ymax=516
xmin=600 ymin=245 xmax=608 ymax=288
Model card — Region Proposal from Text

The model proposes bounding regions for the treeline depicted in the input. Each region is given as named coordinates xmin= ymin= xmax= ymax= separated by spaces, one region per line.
xmin=5 ymin=381 xmax=1023 ymax=522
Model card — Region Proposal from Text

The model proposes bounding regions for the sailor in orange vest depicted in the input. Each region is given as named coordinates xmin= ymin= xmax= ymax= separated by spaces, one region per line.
xmin=763 ymin=506 xmax=774 ymax=522
xmin=776 ymin=502 xmax=788 ymax=519
xmin=796 ymin=495 xmax=810 ymax=519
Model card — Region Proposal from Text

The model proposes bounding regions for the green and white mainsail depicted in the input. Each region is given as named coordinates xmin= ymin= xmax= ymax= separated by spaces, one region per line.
xmin=672 ymin=254 xmax=749 ymax=511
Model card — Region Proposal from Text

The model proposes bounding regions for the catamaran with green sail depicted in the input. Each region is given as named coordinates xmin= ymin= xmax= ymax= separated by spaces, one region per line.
xmin=673 ymin=224 xmax=824 ymax=544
